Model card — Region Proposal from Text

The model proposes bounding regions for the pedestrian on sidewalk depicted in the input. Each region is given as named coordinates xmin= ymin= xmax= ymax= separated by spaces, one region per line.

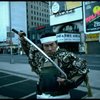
xmin=18 ymin=31 xmax=92 ymax=99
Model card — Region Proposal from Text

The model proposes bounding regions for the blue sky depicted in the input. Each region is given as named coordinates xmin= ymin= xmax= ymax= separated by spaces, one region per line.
xmin=0 ymin=1 xmax=27 ymax=43
xmin=0 ymin=2 xmax=9 ymax=41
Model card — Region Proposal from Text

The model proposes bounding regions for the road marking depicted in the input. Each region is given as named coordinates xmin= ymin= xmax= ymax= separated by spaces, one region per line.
xmin=0 ymin=74 xmax=12 ymax=79
xmin=0 ymin=95 xmax=13 ymax=99
xmin=0 ymin=79 xmax=30 ymax=88
xmin=20 ymin=92 xmax=36 ymax=99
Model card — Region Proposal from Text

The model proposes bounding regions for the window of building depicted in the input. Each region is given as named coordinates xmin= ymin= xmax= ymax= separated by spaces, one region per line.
xmin=37 ymin=6 xmax=38 ymax=10
xmin=37 ymin=12 xmax=38 ymax=15
xmin=34 ymin=22 xmax=36 ymax=26
xmin=34 ymin=11 xmax=36 ymax=15
xmin=39 ymin=2 xmax=41 ymax=6
xmin=40 ymin=18 xmax=41 ymax=21
xmin=31 ymin=10 xmax=33 ymax=14
xmin=31 ymin=16 xmax=33 ymax=20
xmin=31 ymin=5 xmax=33 ymax=8
xmin=34 ymin=6 xmax=35 ymax=9
xmin=31 ymin=22 xmax=33 ymax=26
xmin=34 ymin=16 xmax=36 ymax=20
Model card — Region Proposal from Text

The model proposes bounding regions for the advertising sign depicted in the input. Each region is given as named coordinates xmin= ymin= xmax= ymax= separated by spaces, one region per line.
xmin=56 ymin=33 xmax=80 ymax=43
xmin=51 ymin=1 xmax=81 ymax=15
xmin=86 ymin=33 xmax=99 ymax=41
xmin=83 ymin=1 xmax=100 ymax=33
xmin=65 ymin=1 xmax=82 ymax=10
xmin=50 ymin=1 xmax=82 ymax=26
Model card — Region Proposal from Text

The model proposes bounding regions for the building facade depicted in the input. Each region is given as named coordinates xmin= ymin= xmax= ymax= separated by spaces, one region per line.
xmin=50 ymin=1 xmax=100 ymax=54
xmin=50 ymin=1 xmax=84 ymax=53
xmin=83 ymin=1 xmax=100 ymax=54
xmin=26 ymin=1 xmax=50 ymax=41
xmin=0 ymin=1 xmax=50 ymax=54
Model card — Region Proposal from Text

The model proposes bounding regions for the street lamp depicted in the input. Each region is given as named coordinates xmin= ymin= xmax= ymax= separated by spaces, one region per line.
xmin=9 ymin=1 xmax=14 ymax=64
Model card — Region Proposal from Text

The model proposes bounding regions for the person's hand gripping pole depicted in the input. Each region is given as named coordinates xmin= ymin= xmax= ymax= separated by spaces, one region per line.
xmin=12 ymin=28 xmax=68 ymax=80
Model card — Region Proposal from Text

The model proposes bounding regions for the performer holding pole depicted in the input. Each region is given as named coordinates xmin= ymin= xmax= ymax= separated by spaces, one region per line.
xmin=12 ymin=29 xmax=92 ymax=99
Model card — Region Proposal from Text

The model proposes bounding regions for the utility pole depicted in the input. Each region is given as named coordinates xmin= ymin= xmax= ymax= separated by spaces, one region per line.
xmin=9 ymin=1 xmax=14 ymax=64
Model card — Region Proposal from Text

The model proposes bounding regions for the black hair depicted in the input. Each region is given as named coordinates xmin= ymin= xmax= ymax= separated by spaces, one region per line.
xmin=40 ymin=32 xmax=56 ymax=39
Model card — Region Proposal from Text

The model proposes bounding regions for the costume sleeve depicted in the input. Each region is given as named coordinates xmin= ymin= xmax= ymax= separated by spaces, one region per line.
xmin=20 ymin=39 xmax=41 ymax=74
xmin=20 ymin=38 xmax=30 ymax=57
xmin=62 ymin=52 xmax=90 ymax=87
xmin=62 ymin=52 xmax=88 ymax=73
xmin=28 ymin=46 xmax=43 ymax=74
xmin=57 ymin=50 xmax=91 ymax=92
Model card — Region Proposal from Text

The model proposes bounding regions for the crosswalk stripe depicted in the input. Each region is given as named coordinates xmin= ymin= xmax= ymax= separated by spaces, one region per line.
xmin=0 ymin=79 xmax=29 ymax=88
xmin=20 ymin=92 xmax=36 ymax=99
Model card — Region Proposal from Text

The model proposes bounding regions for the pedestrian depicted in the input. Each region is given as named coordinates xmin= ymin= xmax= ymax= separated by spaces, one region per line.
xmin=19 ymin=31 xmax=92 ymax=99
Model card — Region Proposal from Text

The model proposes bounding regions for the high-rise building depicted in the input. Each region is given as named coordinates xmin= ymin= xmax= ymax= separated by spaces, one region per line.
xmin=26 ymin=1 xmax=50 ymax=44
xmin=26 ymin=1 xmax=50 ymax=32
xmin=0 ymin=1 xmax=50 ymax=54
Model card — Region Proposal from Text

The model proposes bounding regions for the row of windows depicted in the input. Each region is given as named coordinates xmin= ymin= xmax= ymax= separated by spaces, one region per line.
xmin=31 ymin=22 xmax=47 ymax=26
xmin=27 ymin=2 xmax=49 ymax=31
xmin=29 ymin=1 xmax=49 ymax=8
xmin=30 ymin=5 xmax=49 ymax=12
xmin=30 ymin=11 xmax=49 ymax=17
xmin=30 ymin=16 xmax=49 ymax=22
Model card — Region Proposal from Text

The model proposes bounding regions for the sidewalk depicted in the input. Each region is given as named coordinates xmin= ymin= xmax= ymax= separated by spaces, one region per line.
xmin=0 ymin=62 xmax=100 ymax=99
xmin=0 ymin=62 xmax=39 ymax=81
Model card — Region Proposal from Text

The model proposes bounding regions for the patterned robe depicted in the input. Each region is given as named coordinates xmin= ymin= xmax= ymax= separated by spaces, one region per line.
xmin=21 ymin=40 xmax=92 ymax=96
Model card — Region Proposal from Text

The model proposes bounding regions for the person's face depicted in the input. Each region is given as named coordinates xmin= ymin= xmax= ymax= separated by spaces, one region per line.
xmin=42 ymin=41 xmax=58 ymax=56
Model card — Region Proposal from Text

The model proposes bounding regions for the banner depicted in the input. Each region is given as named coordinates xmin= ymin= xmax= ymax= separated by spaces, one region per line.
xmin=56 ymin=33 xmax=80 ymax=43
xmin=83 ymin=1 xmax=100 ymax=33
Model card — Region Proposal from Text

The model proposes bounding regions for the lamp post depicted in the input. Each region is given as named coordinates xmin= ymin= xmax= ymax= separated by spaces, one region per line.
xmin=9 ymin=1 xmax=14 ymax=64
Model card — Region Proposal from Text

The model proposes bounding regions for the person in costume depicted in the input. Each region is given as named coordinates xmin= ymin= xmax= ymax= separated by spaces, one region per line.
xmin=19 ymin=31 xmax=92 ymax=99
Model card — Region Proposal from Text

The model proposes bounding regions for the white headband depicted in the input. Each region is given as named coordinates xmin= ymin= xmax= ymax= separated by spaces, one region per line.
xmin=40 ymin=36 xmax=57 ymax=43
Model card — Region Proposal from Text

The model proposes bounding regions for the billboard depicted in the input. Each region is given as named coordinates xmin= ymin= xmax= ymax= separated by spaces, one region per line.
xmin=51 ymin=1 xmax=82 ymax=15
xmin=83 ymin=1 xmax=100 ymax=33
xmin=50 ymin=1 xmax=82 ymax=26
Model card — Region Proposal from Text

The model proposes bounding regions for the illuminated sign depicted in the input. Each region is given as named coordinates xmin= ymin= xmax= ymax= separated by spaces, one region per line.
xmin=51 ymin=1 xmax=81 ymax=16
xmin=83 ymin=1 xmax=100 ymax=33
xmin=36 ymin=26 xmax=45 ymax=30
xmin=52 ymin=2 xmax=60 ymax=13
xmin=56 ymin=33 xmax=80 ymax=42
xmin=55 ymin=9 xmax=74 ymax=16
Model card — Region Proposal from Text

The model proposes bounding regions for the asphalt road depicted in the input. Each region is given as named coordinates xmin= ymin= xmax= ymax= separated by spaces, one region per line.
xmin=0 ymin=54 xmax=100 ymax=70
xmin=0 ymin=71 xmax=87 ymax=99
xmin=0 ymin=71 xmax=37 ymax=99
xmin=0 ymin=54 xmax=100 ymax=99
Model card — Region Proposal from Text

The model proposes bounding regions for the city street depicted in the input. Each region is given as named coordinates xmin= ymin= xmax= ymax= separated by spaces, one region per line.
xmin=0 ymin=1 xmax=100 ymax=99
xmin=0 ymin=71 xmax=37 ymax=99
xmin=0 ymin=54 xmax=100 ymax=70
xmin=0 ymin=54 xmax=100 ymax=99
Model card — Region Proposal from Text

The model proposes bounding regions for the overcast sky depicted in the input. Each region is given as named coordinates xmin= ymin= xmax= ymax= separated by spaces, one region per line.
xmin=0 ymin=2 xmax=9 ymax=41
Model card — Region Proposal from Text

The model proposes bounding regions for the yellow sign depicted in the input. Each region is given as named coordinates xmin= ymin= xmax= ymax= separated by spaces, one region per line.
xmin=86 ymin=33 xmax=99 ymax=41
xmin=65 ymin=1 xmax=82 ymax=10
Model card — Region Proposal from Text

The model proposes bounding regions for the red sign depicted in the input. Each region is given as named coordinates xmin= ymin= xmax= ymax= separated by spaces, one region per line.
xmin=36 ymin=26 xmax=45 ymax=30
